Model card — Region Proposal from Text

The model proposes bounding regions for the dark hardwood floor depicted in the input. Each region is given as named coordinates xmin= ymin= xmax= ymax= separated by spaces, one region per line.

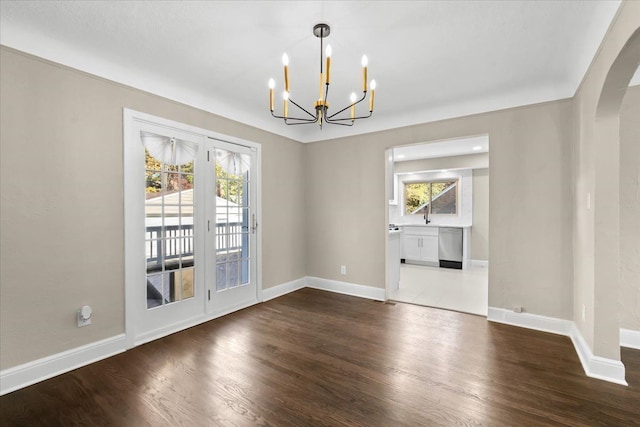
xmin=1 ymin=288 xmax=639 ymax=426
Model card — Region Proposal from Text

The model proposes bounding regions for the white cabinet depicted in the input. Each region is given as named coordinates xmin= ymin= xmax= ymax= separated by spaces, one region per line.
xmin=402 ymin=227 xmax=439 ymax=266
xmin=403 ymin=234 xmax=422 ymax=260
xmin=421 ymin=234 xmax=439 ymax=262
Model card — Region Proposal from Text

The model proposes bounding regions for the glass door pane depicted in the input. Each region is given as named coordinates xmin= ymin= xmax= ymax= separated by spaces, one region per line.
xmin=214 ymin=148 xmax=251 ymax=292
xmin=143 ymin=132 xmax=197 ymax=309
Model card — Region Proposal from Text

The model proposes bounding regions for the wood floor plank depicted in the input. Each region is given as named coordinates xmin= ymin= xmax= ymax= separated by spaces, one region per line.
xmin=1 ymin=288 xmax=639 ymax=426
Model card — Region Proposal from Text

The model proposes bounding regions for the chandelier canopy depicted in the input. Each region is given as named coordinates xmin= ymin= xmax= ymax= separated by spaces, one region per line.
xmin=269 ymin=23 xmax=376 ymax=128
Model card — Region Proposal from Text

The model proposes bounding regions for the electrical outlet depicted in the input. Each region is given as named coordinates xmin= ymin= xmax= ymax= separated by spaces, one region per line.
xmin=340 ymin=265 xmax=347 ymax=275
xmin=582 ymin=304 xmax=586 ymax=321
xmin=513 ymin=306 xmax=523 ymax=313
xmin=77 ymin=305 xmax=93 ymax=327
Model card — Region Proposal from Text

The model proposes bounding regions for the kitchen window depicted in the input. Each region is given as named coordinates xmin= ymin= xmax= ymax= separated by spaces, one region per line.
xmin=404 ymin=180 xmax=458 ymax=215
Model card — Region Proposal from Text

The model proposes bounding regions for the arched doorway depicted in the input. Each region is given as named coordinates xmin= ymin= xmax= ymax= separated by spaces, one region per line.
xmin=591 ymin=25 xmax=640 ymax=382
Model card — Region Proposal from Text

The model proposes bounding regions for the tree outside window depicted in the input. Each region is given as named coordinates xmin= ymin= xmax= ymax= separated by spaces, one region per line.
xmin=145 ymin=149 xmax=242 ymax=203
xmin=404 ymin=180 xmax=458 ymax=215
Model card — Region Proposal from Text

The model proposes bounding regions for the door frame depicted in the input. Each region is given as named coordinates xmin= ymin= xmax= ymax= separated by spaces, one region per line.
xmin=123 ymin=108 xmax=262 ymax=349
xmin=384 ymin=139 xmax=490 ymax=305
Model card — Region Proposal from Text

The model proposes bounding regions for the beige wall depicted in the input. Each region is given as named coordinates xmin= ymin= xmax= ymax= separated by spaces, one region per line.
xmin=0 ymin=47 xmax=306 ymax=369
xmin=472 ymin=168 xmax=489 ymax=261
xmin=573 ymin=1 xmax=640 ymax=359
xmin=306 ymin=98 xmax=574 ymax=319
xmin=620 ymin=85 xmax=640 ymax=331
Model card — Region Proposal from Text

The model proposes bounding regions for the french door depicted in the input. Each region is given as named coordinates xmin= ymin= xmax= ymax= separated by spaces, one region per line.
xmin=125 ymin=111 xmax=260 ymax=347
xmin=205 ymin=139 xmax=258 ymax=314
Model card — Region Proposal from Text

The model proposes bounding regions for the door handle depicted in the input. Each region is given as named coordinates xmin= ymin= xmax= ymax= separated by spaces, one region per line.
xmin=251 ymin=213 xmax=258 ymax=234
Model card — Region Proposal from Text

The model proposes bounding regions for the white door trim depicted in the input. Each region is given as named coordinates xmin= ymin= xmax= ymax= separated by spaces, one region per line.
xmin=123 ymin=108 xmax=262 ymax=349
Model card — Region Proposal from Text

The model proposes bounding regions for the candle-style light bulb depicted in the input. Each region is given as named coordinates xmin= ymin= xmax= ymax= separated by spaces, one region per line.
xmin=369 ymin=79 xmax=376 ymax=112
xmin=282 ymin=53 xmax=290 ymax=92
xmin=283 ymin=90 xmax=289 ymax=118
xmin=325 ymin=44 xmax=332 ymax=85
xmin=350 ymin=92 xmax=357 ymax=120
xmin=268 ymin=78 xmax=275 ymax=111
xmin=361 ymin=55 xmax=368 ymax=92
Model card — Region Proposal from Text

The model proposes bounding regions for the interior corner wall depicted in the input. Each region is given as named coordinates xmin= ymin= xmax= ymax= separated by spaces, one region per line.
xmin=305 ymin=98 xmax=574 ymax=319
xmin=0 ymin=46 xmax=306 ymax=370
xmin=620 ymin=84 xmax=640 ymax=331
xmin=573 ymin=0 xmax=640 ymax=359
xmin=472 ymin=168 xmax=489 ymax=261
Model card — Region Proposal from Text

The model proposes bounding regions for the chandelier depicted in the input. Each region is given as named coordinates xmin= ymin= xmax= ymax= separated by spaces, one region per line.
xmin=268 ymin=23 xmax=376 ymax=128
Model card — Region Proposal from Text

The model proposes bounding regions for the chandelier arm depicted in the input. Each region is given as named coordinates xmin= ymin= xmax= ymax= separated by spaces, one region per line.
xmin=285 ymin=116 xmax=319 ymax=123
xmin=326 ymin=92 xmax=367 ymax=120
xmin=285 ymin=119 xmax=321 ymax=126
xmin=271 ymin=111 xmax=318 ymax=123
xmin=326 ymin=111 xmax=373 ymax=122
xmin=288 ymin=97 xmax=318 ymax=119
xmin=325 ymin=120 xmax=355 ymax=127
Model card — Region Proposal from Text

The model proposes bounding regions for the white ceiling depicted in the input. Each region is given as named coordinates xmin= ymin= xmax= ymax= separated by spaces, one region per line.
xmin=0 ymin=1 xmax=626 ymax=143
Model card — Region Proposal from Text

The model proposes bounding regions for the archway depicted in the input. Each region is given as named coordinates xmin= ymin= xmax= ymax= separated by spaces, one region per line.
xmin=592 ymin=26 xmax=640 ymax=381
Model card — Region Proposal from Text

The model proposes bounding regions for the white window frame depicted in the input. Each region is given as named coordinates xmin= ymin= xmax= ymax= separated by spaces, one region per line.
xmin=403 ymin=179 xmax=460 ymax=217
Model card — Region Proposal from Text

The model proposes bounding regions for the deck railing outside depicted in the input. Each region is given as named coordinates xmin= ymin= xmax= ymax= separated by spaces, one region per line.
xmin=146 ymin=222 xmax=243 ymax=271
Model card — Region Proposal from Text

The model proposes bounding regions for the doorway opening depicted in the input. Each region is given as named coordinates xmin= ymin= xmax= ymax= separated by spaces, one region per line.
xmin=386 ymin=135 xmax=489 ymax=316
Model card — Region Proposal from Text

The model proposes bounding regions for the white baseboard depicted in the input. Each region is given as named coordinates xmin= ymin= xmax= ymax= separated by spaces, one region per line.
xmin=471 ymin=259 xmax=489 ymax=268
xmin=134 ymin=297 xmax=259 ymax=347
xmin=262 ymin=277 xmax=307 ymax=302
xmin=306 ymin=276 xmax=386 ymax=301
xmin=488 ymin=307 xmax=627 ymax=386
xmin=487 ymin=307 xmax=573 ymax=335
xmin=262 ymin=276 xmax=386 ymax=302
xmin=1 ymin=275 xmax=388 ymax=396
xmin=133 ymin=313 xmax=211 ymax=347
xmin=2 ymin=292 xmax=630 ymax=397
xmin=568 ymin=323 xmax=627 ymax=385
xmin=620 ymin=328 xmax=640 ymax=350
xmin=0 ymin=334 xmax=126 ymax=396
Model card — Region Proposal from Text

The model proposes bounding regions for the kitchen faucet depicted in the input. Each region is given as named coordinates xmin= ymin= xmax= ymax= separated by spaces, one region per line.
xmin=423 ymin=206 xmax=431 ymax=224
